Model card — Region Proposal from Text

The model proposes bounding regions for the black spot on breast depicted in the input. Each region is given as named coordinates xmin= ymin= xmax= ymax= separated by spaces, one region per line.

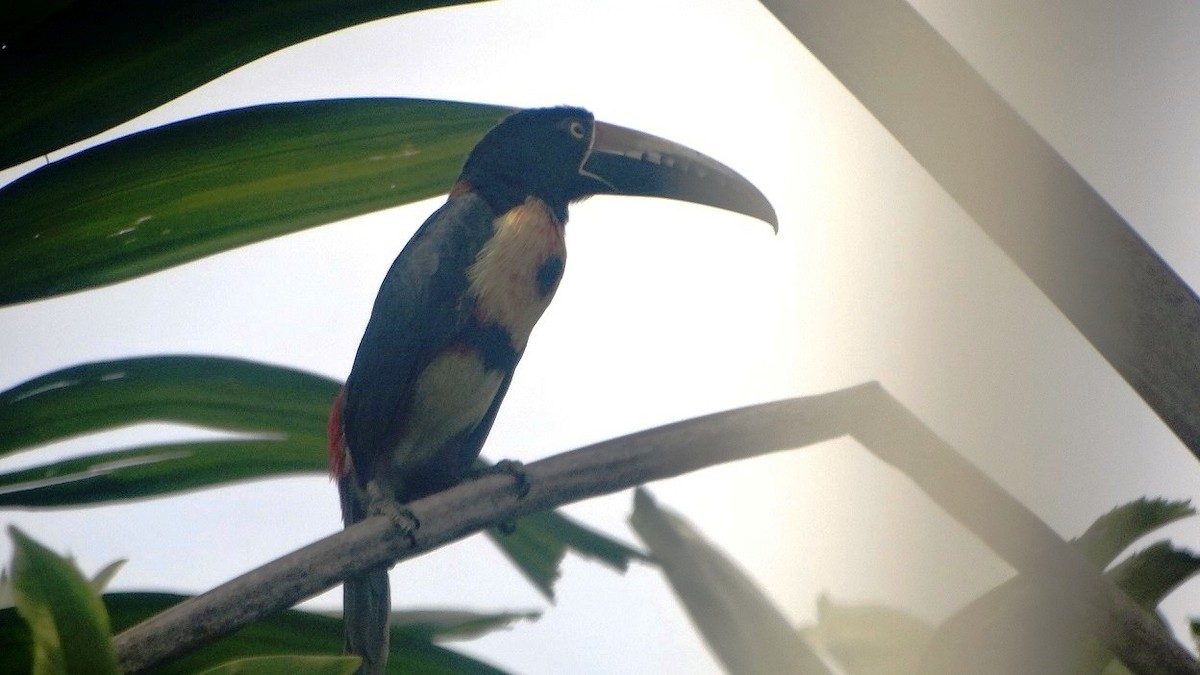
xmin=536 ymin=255 xmax=565 ymax=297
xmin=463 ymin=321 xmax=519 ymax=371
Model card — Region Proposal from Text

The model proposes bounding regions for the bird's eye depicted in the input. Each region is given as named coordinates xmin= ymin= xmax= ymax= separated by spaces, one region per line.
xmin=568 ymin=120 xmax=586 ymax=139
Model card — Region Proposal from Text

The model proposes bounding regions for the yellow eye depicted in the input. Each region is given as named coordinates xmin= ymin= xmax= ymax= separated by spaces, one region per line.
xmin=568 ymin=120 xmax=586 ymax=139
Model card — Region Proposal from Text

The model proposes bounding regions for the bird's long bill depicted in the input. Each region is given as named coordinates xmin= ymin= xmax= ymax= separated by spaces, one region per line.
xmin=580 ymin=121 xmax=778 ymax=230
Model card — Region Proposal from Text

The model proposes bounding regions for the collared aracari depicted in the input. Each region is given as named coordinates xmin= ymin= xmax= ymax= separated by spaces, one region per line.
xmin=328 ymin=106 xmax=775 ymax=674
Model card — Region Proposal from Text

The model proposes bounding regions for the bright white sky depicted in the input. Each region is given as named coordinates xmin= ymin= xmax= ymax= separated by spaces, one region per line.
xmin=4 ymin=0 xmax=1200 ymax=672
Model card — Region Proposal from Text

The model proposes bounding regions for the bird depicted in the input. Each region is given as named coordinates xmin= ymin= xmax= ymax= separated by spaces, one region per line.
xmin=327 ymin=105 xmax=776 ymax=674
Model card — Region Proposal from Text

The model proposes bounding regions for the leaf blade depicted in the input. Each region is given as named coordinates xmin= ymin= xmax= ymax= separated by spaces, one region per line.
xmin=920 ymin=503 xmax=1200 ymax=674
xmin=629 ymin=488 xmax=831 ymax=674
xmin=0 ymin=0 xmax=489 ymax=168
xmin=0 ymin=99 xmax=512 ymax=305
xmin=0 ymin=439 xmax=326 ymax=508
xmin=480 ymin=464 xmax=646 ymax=599
xmin=8 ymin=526 xmax=118 ymax=674
xmin=1 ymin=592 xmax=516 ymax=675
xmin=807 ymin=595 xmax=934 ymax=675
xmin=195 ymin=655 xmax=361 ymax=675
xmin=0 ymin=355 xmax=340 ymax=459
xmin=1073 ymin=498 xmax=1195 ymax=568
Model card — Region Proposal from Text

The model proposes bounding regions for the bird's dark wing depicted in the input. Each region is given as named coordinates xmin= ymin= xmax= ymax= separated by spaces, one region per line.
xmin=342 ymin=191 xmax=497 ymax=485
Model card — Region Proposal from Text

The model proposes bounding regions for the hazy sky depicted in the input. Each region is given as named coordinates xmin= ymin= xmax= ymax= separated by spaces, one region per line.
xmin=4 ymin=1 xmax=1200 ymax=671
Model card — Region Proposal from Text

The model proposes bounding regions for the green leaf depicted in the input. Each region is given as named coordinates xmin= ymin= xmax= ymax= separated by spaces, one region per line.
xmin=484 ymin=518 xmax=562 ymax=600
xmin=920 ymin=502 xmax=1200 ymax=674
xmin=196 ymin=655 xmax=361 ymax=675
xmin=0 ymin=356 xmax=340 ymax=506
xmin=8 ymin=526 xmax=118 ymax=674
xmin=0 ymin=569 xmax=12 ymax=610
xmin=1059 ymin=542 xmax=1200 ymax=675
xmin=88 ymin=560 xmax=128 ymax=595
xmin=525 ymin=509 xmax=648 ymax=570
xmin=100 ymin=592 xmax=533 ymax=643
xmin=629 ymin=488 xmax=832 ymax=674
xmin=1073 ymin=498 xmax=1195 ymax=568
xmin=805 ymin=595 xmax=934 ymax=675
xmin=1 ymin=592 xmax=519 ymax=675
xmin=0 ymin=592 xmax=33 ymax=675
xmin=480 ymin=464 xmax=646 ymax=599
xmin=1106 ymin=541 xmax=1200 ymax=612
xmin=0 ymin=0 xmax=75 ymax=45
xmin=0 ymin=0 xmax=489 ymax=169
xmin=0 ymin=98 xmax=512 ymax=306
xmin=0 ymin=356 xmax=640 ymax=603
xmin=0 ymin=356 xmax=340 ymax=458
xmin=0 ymin=438 xmax=327 ymax=507
xmin=387 ymin=609 xmax=538 ymax=642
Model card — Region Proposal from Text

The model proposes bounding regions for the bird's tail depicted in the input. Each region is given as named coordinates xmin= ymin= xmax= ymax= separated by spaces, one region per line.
xmin=332 ymin=390 xmax=391 ymax=675
xmin=343 ymin=564 xmax=391 ymax=675
xmin=340 ymin=473 xmax=392 ymax=675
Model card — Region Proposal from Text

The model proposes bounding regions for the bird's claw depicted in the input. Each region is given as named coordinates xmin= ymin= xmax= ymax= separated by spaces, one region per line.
xmin=483 ymin=459 xmax=531 ymax=499
xmin=470 ymin=460 xmax=529 ymax=536
xmin=367 ymin=490 xmax=420 ymax=548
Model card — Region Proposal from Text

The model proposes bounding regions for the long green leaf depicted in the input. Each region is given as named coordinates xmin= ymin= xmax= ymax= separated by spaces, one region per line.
xmin=629 ymin=488 xmax=832 ymax=674
xmin=530 ymin=509 xmax=649 ymax=570
xmin=0 ymin=356 xmax=641 ymax=603
xmin=488 ymin=508 xmax=646 ymax=600
xmin=386 ymin=609 xmax=539 ymax=642
xmin=806 ymin=595 xmax=933 ymax=675
xmin=0 ymin=439 xmax=325 ymax=507
xmin=196 ymin=655 xmax=360 ymax=675
xmin=0 ymin=356 xmax=340 ymax=459
xmin=0 ymin=0 xmax=489 ymax=168
xmin=0 ymin=98 xmax=512 ymax=306
xmin=0 ymin=355 xmax=336 ymax=506
xmin=0 ymin=592 xmax=517 ymax=675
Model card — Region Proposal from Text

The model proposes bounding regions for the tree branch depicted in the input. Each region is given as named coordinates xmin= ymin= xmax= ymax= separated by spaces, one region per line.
xmin=112 ymin=383 xmax=1197 ymax=674
xmin=759 ymin=0 xmax=1200 ymax=464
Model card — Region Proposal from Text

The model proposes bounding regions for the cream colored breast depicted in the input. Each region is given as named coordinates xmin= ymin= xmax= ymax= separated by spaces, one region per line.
xmin=466 ymin=197 xmax=567 ymax=352
xmin=391 ymin=349 xmax=505 ymax=470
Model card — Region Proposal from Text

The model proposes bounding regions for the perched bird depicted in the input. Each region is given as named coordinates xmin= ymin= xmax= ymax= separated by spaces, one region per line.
xmin=328 ymin=106 xmax=775 ymax=674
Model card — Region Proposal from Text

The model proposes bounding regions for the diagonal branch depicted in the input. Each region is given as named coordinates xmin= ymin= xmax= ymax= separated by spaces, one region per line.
xmin=759 ymin=0 xmax=1200 ymax=463
xmin=112 ymin=383 xmax=1197 ymax=674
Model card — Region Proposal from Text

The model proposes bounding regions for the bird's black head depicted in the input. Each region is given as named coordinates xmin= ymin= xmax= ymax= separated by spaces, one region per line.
xmin=459 ymin=105 xmax=778 ymax=229
xmin=460 ymin=106 xmax=596 ymax=222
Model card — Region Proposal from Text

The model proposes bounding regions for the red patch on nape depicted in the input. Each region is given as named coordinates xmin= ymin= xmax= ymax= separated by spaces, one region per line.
xmin=446 ymin=340 xmax=474 ymax=356
xmin=449 ymin=180 xmax=475 ymax=198
xmin=327 ymin=389 xmax=347 ymax=479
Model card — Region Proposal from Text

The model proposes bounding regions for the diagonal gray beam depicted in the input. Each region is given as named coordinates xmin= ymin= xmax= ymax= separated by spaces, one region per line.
xmin=761 ymin=0 xmax=1200 ymax=461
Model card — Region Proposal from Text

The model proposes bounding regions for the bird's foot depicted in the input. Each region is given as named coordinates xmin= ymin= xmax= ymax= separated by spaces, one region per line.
xmin=477 ymin=459 xmax=531 ymax=499
xmin=366 ymin=483 xmax=420 ymax=547
xmin=471 ymin=460 xmax=529 ymax=535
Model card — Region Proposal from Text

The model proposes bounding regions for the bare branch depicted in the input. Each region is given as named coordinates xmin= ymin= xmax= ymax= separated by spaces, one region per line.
xmin=113 ymin=383 xmax=1197 ymax=674
xmin=759 ymin=0 xmax=1200 ymax=465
